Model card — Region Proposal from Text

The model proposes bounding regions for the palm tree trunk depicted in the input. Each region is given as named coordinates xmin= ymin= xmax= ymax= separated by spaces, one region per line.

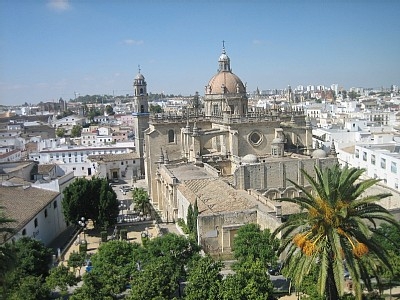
xmin=326 ymin=262 xmax=339 ymax=300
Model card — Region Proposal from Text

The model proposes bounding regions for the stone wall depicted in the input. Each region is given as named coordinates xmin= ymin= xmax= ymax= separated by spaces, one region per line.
xmin=198 ymin=209 xmax=258 ymax=254
xmin=234 ymin=157 xmax=338 ymax=191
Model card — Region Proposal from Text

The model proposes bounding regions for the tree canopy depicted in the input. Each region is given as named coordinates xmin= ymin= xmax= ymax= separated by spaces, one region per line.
xmin=70 ymin=124 xmax=82 ymax=138
xmin=62 ymin=177 xmax=119 ymax=228
xmin=232 ymin=223 xmax=279 ymax=268
xmin=132 ymin=187 xmax=150 ymax=215
xmin=2 ymin=237 xmax=53 ymax=299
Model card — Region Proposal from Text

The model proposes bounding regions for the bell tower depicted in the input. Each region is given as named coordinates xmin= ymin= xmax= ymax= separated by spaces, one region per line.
xmin=132 ymin=65 xmax=149 ymax=176
xmin=133 ymin=65 xmax=149 ymax=113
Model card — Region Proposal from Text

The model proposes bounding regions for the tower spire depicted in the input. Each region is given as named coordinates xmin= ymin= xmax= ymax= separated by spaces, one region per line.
xmin=138 ymin=64 xmax=141 ymax=74
xmin=218 ymin=41 xmax=230 ymax=72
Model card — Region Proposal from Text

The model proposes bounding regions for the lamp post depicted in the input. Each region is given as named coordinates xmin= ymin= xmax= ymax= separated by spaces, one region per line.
xmin=78 ymin=217 xmax=88 ymax=243
xmin=119 ymin=202 xmax=127 ymax=215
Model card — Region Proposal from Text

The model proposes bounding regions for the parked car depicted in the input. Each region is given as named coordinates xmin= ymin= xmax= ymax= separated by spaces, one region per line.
xmin=119 ymin=185 xmax=131 ymax=195
xmin=268 ymin=262 xmax=283 ymax=276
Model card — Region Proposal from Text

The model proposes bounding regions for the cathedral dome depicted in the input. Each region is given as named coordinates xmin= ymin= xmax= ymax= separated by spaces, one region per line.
xmin=311 ymin=148 xmax=327 ymax=158
xmin=241 ymin=154 xmax=259 ymax=164
xmin=206 ymin=72 xmax=245 ymax=95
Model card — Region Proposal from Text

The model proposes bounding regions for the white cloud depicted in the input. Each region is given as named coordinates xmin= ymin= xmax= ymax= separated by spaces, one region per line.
xmin=47 ymin=0 xmax=70 ymax=12
xmin=123 ymin=39 xmax=144 ymax=46
xmin=253 ymin=39 xmax=264 ymax=45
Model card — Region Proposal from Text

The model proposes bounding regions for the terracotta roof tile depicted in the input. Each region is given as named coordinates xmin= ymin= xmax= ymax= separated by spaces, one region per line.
xmin=177 ymin=178 xmax=257 ymax=215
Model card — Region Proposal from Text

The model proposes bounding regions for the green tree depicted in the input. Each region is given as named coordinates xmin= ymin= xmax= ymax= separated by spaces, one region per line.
xmin=89 ymin=240 xmax=139 ymax=294
xmin=8 ymin=275 xmax=50 ymax=300
xmin=9 ymin=237 xmax=53 ymax=277
xmin=62 ymin=177 xmax=119 ymax=228
xmin=45 ymin=265 xmax=78 ymax=298
xmin=144 ymin=233 xmax=200 ymax=267
xmin=71 ymin=124 xmax=82 ymax=138
xmin=132 ymin=187 xmax=149 ymax=215
xmin=372 ymin=222 xmax=400 ymax=256
xmin=56 ymin=127 xmax=65 ymax=138
xmin=348 ymin=91 xmax=359 ymax=100
xmin=128 ymin=256 xmax=181 ymax=300
xmin=105 ymin=105 xmax=114 ymax=115
xmin=192 ymin=199 xmax=199 ymax=238
xmin=70 ymin=272 xmax=113 ymax=300
xmin=187 ymin=204 xmax=194 ymax=234
xmin=67 ymin=251 xmax=85 ymax=276
xmin=3 ymin=237 xmax=53 ymax=299
xmin=220 ymin=259 xmax=274 ymax=300
xmin=185 ymin=255 xmax=223 ymax=300
xmin=149 ymin=104 xmax=163 ymax=113
xmin=232 ymin=223 xmax=279 ymax=268
xmin=0 ymin=206 xmax=15 ymax=298
xmin=272 ymin=164 xmax=400 ymax=300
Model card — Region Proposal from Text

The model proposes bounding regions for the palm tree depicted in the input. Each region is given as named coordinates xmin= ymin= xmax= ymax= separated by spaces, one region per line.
xmin=273 ymin=164 xmax=400 ymax=300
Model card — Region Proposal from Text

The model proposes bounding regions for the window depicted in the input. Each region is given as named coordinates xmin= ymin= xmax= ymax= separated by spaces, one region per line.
xmin=362 ymin=152 xmax=367 ymax=161
xmin=168 ymin=129 xmax=175 ymax=143
xmin=34 ymin=218 xmax=38 ymax=228
xmin=44 ymin=209 xmax=48 ymax=218
xmin=22 ymin=229 xmax=26 ymax=236
xmin=132 ymin=160 xmax=135 ymax=164
xmin=82 ymin=167 xmax=84 ymax=170
xmin=391 ymin=162 xmax=397 ymax=174
xmin=213 ymin=105 xmax=219 ymax=114
xmin=53 ymin=201 xmax=57 ymax=209
xmin=381 ymin=158 xmax=386 ymax=169
xmin=73 ymin=167 xmax=76 ymax=171
xmin=121 ymin=162 xmax=124 ymax=165
xmin=355 ymin=149 xmax=359 ymax=158
xmin=371 ymin=154 xmax=375 ymax=165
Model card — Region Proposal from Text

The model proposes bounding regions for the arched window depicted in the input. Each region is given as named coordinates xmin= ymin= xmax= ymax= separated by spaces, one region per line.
xmin=168 ymin=129 xmax=175 ymax=143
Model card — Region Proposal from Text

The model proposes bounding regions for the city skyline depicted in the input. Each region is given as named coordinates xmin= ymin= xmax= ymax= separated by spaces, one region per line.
xmin=1 ymin=0 xmax=399 ymax=106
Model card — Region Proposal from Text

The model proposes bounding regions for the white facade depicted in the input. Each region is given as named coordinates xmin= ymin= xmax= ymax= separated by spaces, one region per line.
xmin=16 ymin=194 xmax=65 ymax=245
xmin=29 ymin=143 xmax=135 ymax=177
xmin=353 ymin=144 xmax=400 ymax=191
xmin=53 ymin=115 xmax=85 ymax=128
xmin=0 ymin=149 xmax=22 ymax=162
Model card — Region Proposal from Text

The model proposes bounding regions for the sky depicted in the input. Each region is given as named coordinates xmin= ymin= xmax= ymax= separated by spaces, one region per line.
xmin=1 ymin=0 xmax=399 ymax=106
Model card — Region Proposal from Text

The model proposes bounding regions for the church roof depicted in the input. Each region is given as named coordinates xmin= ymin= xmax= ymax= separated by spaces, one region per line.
xmin=177 ymin=178 xmax=257 ymax=215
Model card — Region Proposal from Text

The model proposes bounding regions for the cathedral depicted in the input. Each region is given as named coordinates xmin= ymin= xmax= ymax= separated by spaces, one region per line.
xmin=132 ymin=46 xmax=337 ymax=254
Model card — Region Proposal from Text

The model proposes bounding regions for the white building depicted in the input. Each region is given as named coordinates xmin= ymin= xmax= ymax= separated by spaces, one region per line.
xmin=29 ymin=143 xmax=135 ymax=177
xmin=351 ymin=143 xmax=400 ymax=191
xmin=0 ymin=185 xmax=66 ymax=246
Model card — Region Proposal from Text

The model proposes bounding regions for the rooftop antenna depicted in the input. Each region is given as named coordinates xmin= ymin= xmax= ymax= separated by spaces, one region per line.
xmin=138 ymin=64 xmax=141 ymax=73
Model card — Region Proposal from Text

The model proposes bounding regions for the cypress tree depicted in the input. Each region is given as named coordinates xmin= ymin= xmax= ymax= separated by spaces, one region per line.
xmin=187 ymin=204 xmax=193 ymax=234
xmin=192 ymin=199 xmax=199 ymax=240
